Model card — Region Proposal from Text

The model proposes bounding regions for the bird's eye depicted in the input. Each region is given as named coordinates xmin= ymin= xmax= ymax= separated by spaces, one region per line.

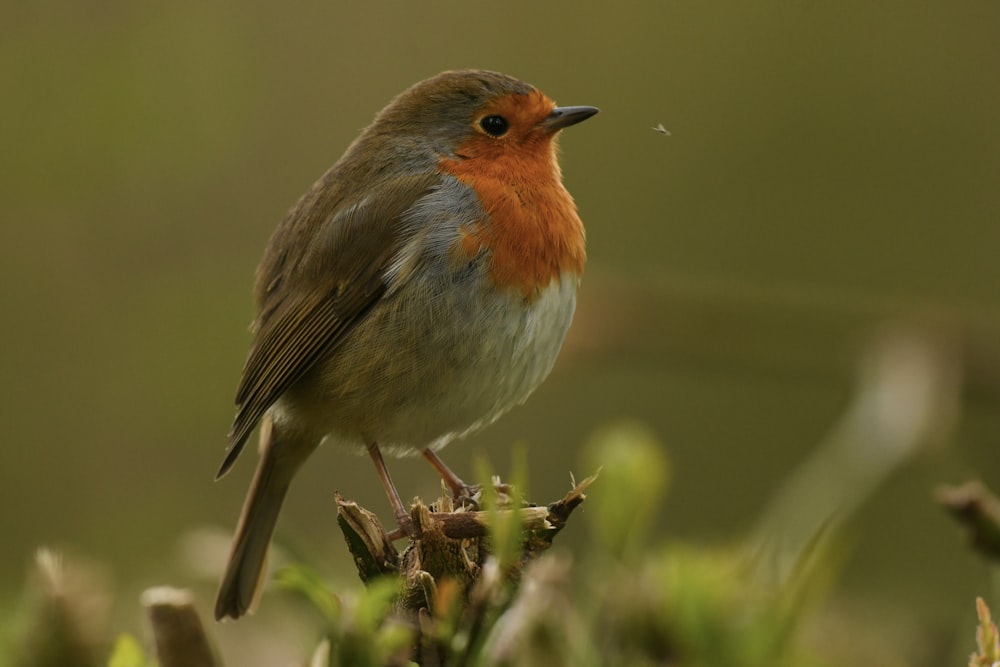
xmin=479 ymin=115 xmax=509 ymax=137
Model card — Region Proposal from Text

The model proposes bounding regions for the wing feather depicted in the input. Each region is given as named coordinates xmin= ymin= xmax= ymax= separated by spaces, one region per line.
xmin=217 ymin=173 xmax=440 ymax=477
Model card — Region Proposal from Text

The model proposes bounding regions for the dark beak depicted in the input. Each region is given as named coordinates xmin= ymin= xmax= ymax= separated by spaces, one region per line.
xmin=541 ymin=105 xmax=600 ymax=132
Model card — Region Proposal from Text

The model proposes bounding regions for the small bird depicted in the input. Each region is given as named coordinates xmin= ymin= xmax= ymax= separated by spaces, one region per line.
xmin=214 ymin=70 xmax=598 ymax=620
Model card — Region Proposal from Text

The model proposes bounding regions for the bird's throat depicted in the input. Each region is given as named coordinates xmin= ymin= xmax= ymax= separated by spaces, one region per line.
xmin=441 ymin=147 xmax=586 ymax=300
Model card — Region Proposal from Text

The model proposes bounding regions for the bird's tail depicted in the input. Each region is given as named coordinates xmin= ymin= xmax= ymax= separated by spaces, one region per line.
xmin=215 ymin=417 xmax=309 ymax=621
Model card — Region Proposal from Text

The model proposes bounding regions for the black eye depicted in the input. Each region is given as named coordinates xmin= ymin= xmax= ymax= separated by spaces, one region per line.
xmin=480 ymin=115 xmax=509 ymax=137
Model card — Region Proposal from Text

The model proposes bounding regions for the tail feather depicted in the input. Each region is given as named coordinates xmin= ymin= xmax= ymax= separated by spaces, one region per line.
xmin=215 ymin=450 xmax=293 ymax=620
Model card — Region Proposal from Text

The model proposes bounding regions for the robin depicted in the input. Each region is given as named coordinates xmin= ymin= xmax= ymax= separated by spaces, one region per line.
xmin=214 ymin=69 xmax=598 ymax=620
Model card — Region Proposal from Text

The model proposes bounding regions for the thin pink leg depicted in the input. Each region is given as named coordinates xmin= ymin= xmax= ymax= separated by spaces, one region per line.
xmin=422 ymin=448 xmax=472 ymax=498
xmin=367 ymin=442 xmax=413 ymax=538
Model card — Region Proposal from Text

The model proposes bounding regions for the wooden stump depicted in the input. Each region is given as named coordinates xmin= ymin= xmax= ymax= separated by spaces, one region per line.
xmin=336 ymin=474 xmax=595 ymax=619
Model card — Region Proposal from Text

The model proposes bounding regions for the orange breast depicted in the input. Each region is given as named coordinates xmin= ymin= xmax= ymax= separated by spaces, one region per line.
xmin=441 ymin=141 xmax=586 ymax=300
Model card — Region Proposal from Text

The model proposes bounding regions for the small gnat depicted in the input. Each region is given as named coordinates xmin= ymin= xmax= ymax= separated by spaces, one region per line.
xmin=651 ymin=123 xmax=671 ymax=136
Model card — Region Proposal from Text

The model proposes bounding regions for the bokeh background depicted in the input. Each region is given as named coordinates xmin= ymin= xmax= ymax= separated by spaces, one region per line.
xmin=3 ymin=1 xmax=999 ymax=664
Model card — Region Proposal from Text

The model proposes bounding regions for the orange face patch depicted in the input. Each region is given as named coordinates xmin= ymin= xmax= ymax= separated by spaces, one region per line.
xmin=441 ymin=92 xmax=586 ymax=299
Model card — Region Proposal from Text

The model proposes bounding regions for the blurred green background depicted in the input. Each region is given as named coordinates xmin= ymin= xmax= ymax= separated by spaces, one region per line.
xmin=2 ymin=0 xmax=999 ymax=663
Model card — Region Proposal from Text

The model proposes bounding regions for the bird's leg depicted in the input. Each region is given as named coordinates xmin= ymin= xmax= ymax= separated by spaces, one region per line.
xmin=366 ymin=441 xmax=413 ymax=539
xmin=421 ymin=448 xmax=474 ymax=501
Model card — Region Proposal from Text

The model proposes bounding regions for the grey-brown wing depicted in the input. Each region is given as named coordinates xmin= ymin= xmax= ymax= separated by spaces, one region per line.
xmin=216 ymin=173 xmax=439 ymax=477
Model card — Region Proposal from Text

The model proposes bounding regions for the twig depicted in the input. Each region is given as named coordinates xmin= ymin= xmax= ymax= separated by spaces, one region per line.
xmin=142 ymin=587 xmax=219 ymax=667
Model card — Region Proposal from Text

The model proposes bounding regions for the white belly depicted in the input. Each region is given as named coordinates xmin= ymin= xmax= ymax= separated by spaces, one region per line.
xmin=275 ymin=272 xmax=579 ymax=456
